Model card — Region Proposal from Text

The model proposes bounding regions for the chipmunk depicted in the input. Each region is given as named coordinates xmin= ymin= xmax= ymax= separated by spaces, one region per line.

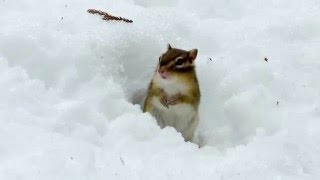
xmin=143 ymin=44 xmax=201 ymax=142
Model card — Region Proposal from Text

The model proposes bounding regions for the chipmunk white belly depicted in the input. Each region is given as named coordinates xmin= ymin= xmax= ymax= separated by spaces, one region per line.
xmin=151 ymin=74 xmax=197 ymax=136
xmin=151 ymin=97 xmax=196 ymax=130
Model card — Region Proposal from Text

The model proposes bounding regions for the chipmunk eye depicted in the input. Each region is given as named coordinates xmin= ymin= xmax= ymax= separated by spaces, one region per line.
xmin=175 ymin=57 xmax=184 ymax=66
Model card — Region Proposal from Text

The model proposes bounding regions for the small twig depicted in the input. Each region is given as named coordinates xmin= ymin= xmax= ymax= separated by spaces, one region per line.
xmin=120 ymin=157 xmax=125 ymax=166
xmin=87 ymin=9 xmax=133 ymax=23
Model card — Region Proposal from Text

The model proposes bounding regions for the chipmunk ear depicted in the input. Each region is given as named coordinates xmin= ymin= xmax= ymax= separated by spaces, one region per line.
xmin=189 ymin=49 xmax=198 ymax=61
xmin=167 ymin=43 xmax=172 ymax=50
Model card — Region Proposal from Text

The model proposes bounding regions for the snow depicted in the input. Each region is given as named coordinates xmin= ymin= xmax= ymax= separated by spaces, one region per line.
xmin=0 ymin=0 xmax=320 ymax=179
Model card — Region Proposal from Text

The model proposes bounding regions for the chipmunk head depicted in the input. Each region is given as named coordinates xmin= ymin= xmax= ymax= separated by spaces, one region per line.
xmin=157 ymin=44 xmax=198 ymax=79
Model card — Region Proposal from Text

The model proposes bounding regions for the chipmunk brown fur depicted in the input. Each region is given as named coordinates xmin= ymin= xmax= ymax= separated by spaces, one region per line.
xmin=143 ymin=44 xmax=201 ymax=142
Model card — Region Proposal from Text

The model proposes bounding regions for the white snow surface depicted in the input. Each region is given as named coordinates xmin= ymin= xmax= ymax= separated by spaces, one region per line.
xmin=1 ymin=0 xmax=320 ymax=179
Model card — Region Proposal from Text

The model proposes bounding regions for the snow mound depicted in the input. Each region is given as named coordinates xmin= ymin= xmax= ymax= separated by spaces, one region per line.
xmin=0 ymin=0 xmax=320 ymax=179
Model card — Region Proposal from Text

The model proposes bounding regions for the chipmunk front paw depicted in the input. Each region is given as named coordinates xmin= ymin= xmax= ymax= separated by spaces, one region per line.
xmin=159 ymin=90 xmax=169 ymax=108
xmin=159 ymin=91 xmax=182 ymax=108
xmin=167 ymin=93 xmax=182 ymax=105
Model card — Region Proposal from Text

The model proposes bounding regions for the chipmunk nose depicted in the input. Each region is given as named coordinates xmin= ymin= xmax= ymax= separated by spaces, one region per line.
xmin=158 ymin=67 xmax=168 ymax=79
xmin=159 ymin=69 xmax=165 ymax=73
xmin=159 ymin=67 xmax=166 ymax=73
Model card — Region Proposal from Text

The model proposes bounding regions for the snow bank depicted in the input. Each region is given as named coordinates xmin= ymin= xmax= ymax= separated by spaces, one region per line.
xmin=0 ymin=0 xmax=320 ymax=179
